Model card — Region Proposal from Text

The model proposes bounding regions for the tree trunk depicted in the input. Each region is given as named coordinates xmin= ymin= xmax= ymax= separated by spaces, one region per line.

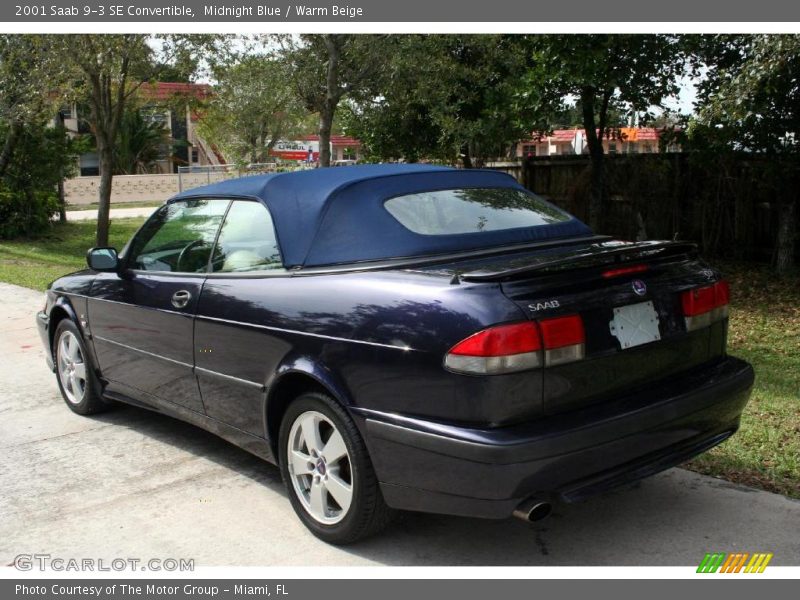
xmin=318 ymin=35 xmax=344 ymax=168
xmin=774 ymin=198 xmax=796 ymax=275
xmin=55 ymin=111 xmax=67 ymax=223
xmin=0 ymin=119 xmax=22 ymax=178
xmin=580 ymin=86 xmax=611 ymax=232
xmin=319 ymin=105 xmax=334 ymax=168
xmin=57 ymin=178 xmax=67 ymax=224
xmin=460 ymin=143 xmax=473 ymax=169
xmin=96 ymin=137 xmax=113 ymax=247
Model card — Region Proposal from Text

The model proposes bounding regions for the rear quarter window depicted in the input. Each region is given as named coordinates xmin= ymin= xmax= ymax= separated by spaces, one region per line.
xmin=383 ymin=188 xmax=571 ymax=236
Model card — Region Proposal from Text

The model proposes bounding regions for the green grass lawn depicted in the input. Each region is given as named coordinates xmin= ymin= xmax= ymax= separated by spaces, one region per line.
xmin=0 ymin=218 xmax=145 ymax=290
xmin=67 ymin=200 xmax=163 ymax=211
xmin=1 ymin=222 xmax=798 ymax=498
xmin=684 ymin=261 xmax=800 ymax=499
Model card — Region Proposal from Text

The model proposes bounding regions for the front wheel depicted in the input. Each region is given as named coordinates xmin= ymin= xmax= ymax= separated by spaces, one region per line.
xmin=278 ymin=392 xmax=394 ymax=544
xmin=53 ymin=319 xmax=108 ymax=415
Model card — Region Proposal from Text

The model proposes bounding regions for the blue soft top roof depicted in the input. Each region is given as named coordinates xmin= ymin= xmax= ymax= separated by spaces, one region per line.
xmin=172 ymin=164 xmax=591 ymax=268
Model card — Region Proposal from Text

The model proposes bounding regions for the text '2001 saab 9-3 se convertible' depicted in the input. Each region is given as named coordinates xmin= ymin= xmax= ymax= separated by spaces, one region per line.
xmin=37 ymin=164 xmax=754 ymax=544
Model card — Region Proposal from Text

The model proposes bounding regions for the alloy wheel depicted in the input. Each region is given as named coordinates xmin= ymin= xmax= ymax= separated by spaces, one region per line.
xmin=56 ymin=331 xmax=87 ymax=405
xmin=287 ymin=410 xmax=353 ymax=525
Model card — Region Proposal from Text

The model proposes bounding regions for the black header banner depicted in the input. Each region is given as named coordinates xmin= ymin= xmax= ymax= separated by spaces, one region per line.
xmin=3 ymin=0 xmax=800 ymax=22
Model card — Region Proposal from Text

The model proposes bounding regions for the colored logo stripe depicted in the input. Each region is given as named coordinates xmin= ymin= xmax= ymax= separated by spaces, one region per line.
xmin=745 ymin=553 xmax=773 ymax=573
xmin=697 ymin=552 xmax=773 ymax=573
xmin=697 ymin=553 xmax=726 ymax=573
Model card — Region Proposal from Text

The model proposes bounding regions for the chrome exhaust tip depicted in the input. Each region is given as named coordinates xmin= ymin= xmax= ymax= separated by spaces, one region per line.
xmin=513 ymin=498 xmax=552 ymax=522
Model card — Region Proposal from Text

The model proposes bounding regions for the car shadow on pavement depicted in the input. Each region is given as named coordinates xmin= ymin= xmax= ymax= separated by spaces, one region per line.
xmin=85 ymin=403 xmax=799 ymax=567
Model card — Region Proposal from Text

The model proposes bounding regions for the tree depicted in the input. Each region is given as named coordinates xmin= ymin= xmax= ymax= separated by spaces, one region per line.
xmin=691 ymin=34 xmax=800 ymax=274
xmin=49 ymin=35 xmax=153 ymax=245
xmin=0 ymin=35 xmax=79 ymax=234
xmin=199 ymin=55 xmax=305 ymax=166
xmin=0 ymin=120 xmax=81 ymax=238
xmin=51 ymin=34 xmax=217 ymax=246
xmin=527 ymin=35 xmax=686 ymax=230
xmin=0 ymin=35 xmax=60 ymax=178
xmin=113 ymin=108 xmax=170 ymax=174
xmin=281 ymin=35 xmax=386 ymax=167
xmin=345 ymin=35 xmax=548 ymax=167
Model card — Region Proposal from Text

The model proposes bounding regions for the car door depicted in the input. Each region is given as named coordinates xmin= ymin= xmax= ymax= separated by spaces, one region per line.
xmin=194 ymin=199 xmax=287 ymax=435
xmin=88 ymin=198 xmax=230 ymax=413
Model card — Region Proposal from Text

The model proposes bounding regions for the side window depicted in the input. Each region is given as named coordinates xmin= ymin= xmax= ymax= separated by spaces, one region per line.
xmin=210 ymin=201 xmax=283 ymax=272
xmin=128 ymin=199 xmax=230 ymax=273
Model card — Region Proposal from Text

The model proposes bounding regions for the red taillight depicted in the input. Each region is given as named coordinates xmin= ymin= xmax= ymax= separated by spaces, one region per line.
xmin=448 ymin=321 xmax=541 ymax=357
xmin=539 ymin=315 xmax=585 ymax=366
xmin=681 ymin=284 xmax=716 ymax=316
xmin=682 ymin=280 xmax=730 ymax=331
xmin=445 ymin=321 xmax=542 ymax=375
xmin=445 ymin=316 xmax=584 ymax=375
xmin=602 ymin=264 xmax=649 ymax=279
xmin=539 ymin=315 xmax=584 ymax=349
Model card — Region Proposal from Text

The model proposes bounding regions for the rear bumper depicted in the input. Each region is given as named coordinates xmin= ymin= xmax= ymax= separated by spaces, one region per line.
xmin=36 ymin=311 xmax=54 ymax=371
xmin=357 ymin=356 xmax=754 ymax=519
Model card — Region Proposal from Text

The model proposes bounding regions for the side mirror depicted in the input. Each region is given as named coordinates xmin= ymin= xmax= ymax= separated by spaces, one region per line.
xmin=87 ymin=247 xmax=119 ymax=272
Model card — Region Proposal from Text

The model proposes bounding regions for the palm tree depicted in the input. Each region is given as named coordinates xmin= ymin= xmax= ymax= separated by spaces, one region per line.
xmin=113 ymin=109 xmax=170 ymax=174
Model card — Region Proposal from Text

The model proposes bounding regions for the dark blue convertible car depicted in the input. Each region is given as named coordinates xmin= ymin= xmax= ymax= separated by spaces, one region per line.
xmin=37 ymin=164 xmax=754 ymax=543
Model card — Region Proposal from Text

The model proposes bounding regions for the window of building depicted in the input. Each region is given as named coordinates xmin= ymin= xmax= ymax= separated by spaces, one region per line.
xmin=341 ymin=147 xmax=357 ymax=161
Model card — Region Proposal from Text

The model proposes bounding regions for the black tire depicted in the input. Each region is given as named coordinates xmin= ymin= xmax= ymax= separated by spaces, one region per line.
xmin=52 ymin=319 xmax=109 ymax=416
xmin=278 ymin=392 xmax=395 ymax=544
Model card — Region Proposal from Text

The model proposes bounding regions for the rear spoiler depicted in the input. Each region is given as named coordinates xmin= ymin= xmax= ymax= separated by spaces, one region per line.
xmin=459 ymin=240 xmax=699 ymax=282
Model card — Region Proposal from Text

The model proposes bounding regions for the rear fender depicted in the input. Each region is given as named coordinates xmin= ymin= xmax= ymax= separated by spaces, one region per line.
xmin=263 ymin=354 xmax=354 ymax=453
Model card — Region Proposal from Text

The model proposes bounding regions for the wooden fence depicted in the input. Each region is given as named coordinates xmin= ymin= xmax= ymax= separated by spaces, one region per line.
xmin=519 ymin=153 xmax=797 ymax=263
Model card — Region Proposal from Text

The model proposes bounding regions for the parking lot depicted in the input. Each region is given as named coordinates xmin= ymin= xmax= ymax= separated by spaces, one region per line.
xmin=1 ymin=281 xmax=799 ymax=566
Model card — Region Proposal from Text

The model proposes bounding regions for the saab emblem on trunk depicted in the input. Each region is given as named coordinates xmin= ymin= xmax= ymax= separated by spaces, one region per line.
xmin=632 ymin=279 xmax=647 ymax=296
xmin=528 ymin=300 xmax=560 ymax=312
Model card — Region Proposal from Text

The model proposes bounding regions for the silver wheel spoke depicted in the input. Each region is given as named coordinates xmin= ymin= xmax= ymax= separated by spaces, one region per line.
xmin=67 ymin=336 xmax=79 ymax=361
xmin=72 ymin=362 xmax=86 ymax=380
xmin=62 ymin=369 xmax=72 ymax=391
xmin=322 ymin=430 xmax=347 ymax=463
xmin=309 ymin=481 xmax=326 ymax=517
xmin=300 ymin=414 xmax=323 ymax=454
xmin=324 ymin=473 xmax=353 ymax=512
xmin=70 ymin=373 xmax=80 ymax=395
xmin=290 ymin=450 xmax=313 ymax=475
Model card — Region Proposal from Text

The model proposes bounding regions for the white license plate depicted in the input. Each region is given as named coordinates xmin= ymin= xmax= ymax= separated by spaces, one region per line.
xmin=609 ymin=301 xmax=661 ymax=350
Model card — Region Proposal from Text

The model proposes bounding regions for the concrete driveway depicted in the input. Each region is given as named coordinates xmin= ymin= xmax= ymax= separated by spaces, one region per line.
xmin=1 ymin=281 xmax=798 ymax=567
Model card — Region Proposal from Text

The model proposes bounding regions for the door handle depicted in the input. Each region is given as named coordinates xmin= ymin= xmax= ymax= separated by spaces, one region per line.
xmin=171 ymin=290 xmax=192 ymax=309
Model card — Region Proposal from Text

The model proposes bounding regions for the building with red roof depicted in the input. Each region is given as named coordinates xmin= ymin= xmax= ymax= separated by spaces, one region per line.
xmin=517 ymin=127 xmax=681 ymax=158
xmin=61 ymin=82 xmax=223 ymax=176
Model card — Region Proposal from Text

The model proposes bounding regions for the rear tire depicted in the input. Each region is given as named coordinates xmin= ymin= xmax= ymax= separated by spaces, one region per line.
xmin=278 ymin=392 xmax=395 ymax=544
xmin=53 ymin=319 xmax=108 ymax=416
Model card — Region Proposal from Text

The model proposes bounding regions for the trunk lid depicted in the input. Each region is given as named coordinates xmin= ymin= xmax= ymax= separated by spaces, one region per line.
xmin=455 ymin=239 xmax=728 ymax=415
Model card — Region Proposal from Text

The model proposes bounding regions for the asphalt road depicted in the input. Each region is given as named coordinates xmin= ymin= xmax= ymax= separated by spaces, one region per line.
xmin=1 ymin=281 xmax=798 ymax=566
